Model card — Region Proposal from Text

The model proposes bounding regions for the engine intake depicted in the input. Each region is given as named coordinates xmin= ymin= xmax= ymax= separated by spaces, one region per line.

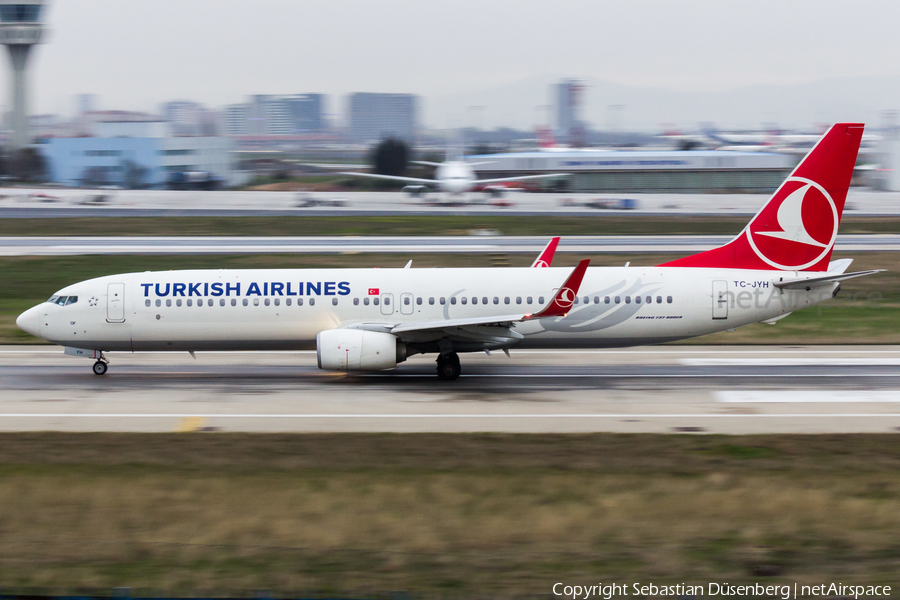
xmin=316 ymin=329 xmax=406 ymax=371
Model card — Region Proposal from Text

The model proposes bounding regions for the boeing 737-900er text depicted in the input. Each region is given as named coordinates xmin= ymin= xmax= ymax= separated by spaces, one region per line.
xmin=17 ymin=124 xmax=882 ymax=380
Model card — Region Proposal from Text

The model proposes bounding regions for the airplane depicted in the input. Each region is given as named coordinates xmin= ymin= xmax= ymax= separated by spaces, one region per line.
xmin=340 ymin=158 xmax=568 ymax=198
xmin=17 ymin=123 xmax=882 ymax=380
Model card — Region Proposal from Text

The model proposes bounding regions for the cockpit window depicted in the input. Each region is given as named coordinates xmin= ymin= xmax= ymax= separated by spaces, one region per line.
xmin=47 ymin=295 xmax=77 ymax=306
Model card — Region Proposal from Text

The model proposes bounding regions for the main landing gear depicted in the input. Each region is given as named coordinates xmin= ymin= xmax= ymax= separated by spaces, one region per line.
xmin=92 ymin=353 xmax=109 ymax=376
xmin=436 ymin=352 xmax=461 ymax=381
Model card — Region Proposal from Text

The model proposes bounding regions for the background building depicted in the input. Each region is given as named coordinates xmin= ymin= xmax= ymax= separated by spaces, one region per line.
xmin=471 ymin=149 xmax=792 ymax=193
xmin=555 ymin=79 xmax=586 ymax=147
xmin=42 ymin=113 xmax=239 ymax=188
xmin=347 ymin=92 xmax=417 ymax=144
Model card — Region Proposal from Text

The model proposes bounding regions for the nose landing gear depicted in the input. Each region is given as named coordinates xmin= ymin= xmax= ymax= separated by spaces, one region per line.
xmin=92 ymin=354 xmax=109 ymax=376
xmin=436 ymin=352 xmax=461 ymax=381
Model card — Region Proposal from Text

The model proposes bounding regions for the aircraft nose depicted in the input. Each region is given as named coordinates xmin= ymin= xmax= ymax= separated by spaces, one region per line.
xmin=16 ymin=306 xmax=41 ymax=338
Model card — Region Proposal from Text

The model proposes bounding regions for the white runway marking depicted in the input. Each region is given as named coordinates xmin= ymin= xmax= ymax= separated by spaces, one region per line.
xmin=718 ymin=391 xmax=900 ymax=403
xmin=684 ymin=358 xmax=900 ymax=366
xmin=0 ymin=413 xmax=897 ymax=419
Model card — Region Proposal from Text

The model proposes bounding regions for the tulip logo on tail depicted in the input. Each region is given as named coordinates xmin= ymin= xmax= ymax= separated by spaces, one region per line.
xmin=747 ymin=177 xmax=838 ymax=270
xmin=555 ymin=287 xmax=576 ymax=309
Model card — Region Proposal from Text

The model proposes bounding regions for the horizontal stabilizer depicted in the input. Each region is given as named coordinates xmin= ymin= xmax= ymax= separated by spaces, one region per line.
xmin=774 ymin=269 xmax=885 ymax=290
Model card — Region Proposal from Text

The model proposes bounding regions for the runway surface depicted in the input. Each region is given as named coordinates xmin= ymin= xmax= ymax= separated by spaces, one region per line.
xmin=2 ymin=234 xmax=898 ymax=256
xmin=2 ymin=188 xmax=899 ymax=217
xmin=1 ymin=345 xmax=898 ymax=434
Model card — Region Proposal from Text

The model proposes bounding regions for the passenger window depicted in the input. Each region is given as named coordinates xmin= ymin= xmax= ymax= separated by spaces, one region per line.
xmin=265 ymin=298 xmax=271 ymax=306
xmin=657 ymin=296 xmax=662 ymax=304
xmin=574 ymin=297 xmax=579 ymax=305
xmin=373 ymin=298 xmax=379 ymax=305
xmin=635 ymin=296 xmax=641 ymax=304
xmin=403 ymin=297 xmax=410 ymax=305
xmin=417 ymin=297 xmax=422 ymax=305
xmin=516 ymin=297 xmax=522 ymax=304
xmin=298 ymin=298 xmax=304 ymax=306
xmin=145 ymin=299 xmax=151 ymax=307
xmin=187 ymin=299 xmax=193 ymax=307
xmin=384 ymin=297 xmax=390 ymax=306
xmin=273 ymin=298 xmax=279 ymax=306
xmin=646 ymin=296 xmax=651 ymax=304
xmin=285 ymin=298 xmax=291 ymax=306
xmin=363 ymin=297 xmax=369 ymax=306
xmin=429 ymin=297 xmax=435 ymax=305
xmin=504 ymin=297 xmax=510 ymax=304
xmin=450 ymin=297 xmax=457 ymax=305
xmin=527 ymin=297 xmax=532 ymax=304
xmin=242 ymin=299 xmax=248 ymax=306
xmin=482 ymin=297 xmax=488 ymax=305
xmin=605 ymin=296 xmax=610 ymax=304
xmin=667 ymin=296 xmax=673 ymax=304
xmin=155 ymin=299 xmax=161 ymax=307
xmin=353 ymin=298 xmax=359 ymax=306
xmin=332 ymin=298 xmax=338 ymax=306
xmin=583 ymin=296 xmax=588 ymax=305
xmin=253 ymin=298 xmax=260 ymax=306
xmin=539 ymin=296 xmax=544 ymax=304
xmin=440 ymin=297 xmax=445 ymax=305
xmin=625 ymin=296 xmax=631 ymax=304
xmin=461 ymin=297 xmax=468 ymax=305
xmin=471 ymin=297 xmax=477 ymax=305
xmin=493 ymin=297 xmax=499 ymax=305
xmin=166 ymin=299 xmax=172 ymax=307
xmin=177 ymin=299 xmax=183 ymax=307
xmin=221 ymin=299 xmax=226 ymax=307
xmin=232 ymin=299 xmax=237 ymax=306
xmin=208 ymin=299 xmax=214 ymax=306
xmin=310 ymin=298 xmax=316 ymax=306
xmin=615 ymin=297 xmax=620 ymax=304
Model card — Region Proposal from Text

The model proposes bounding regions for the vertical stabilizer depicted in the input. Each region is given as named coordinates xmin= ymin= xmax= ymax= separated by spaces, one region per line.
xmin=660 ymin=123 xmax=864 ymax=272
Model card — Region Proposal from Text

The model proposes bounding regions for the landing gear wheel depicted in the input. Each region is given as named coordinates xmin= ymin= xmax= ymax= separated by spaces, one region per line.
xmin=92 ymin=360 xmax=108 ymax=376
xmin=436 ymin=352 xmax=461 ymax=381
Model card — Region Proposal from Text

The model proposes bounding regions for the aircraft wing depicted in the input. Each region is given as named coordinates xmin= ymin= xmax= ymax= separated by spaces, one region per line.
xmin=338 ymin=172 xmax=439 ymax=186
xmin=385 ymin=259 xmax=590 ymax=337
xmin=475 ymin=173 xmax=569 ymax=185
xmin=774 ymin=270 xmax=885 ymax=290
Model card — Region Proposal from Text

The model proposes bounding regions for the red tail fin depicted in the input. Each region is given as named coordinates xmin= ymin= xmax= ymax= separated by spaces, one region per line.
xmin=531 ymin=236 xmax=560 ymax=268
xmin=660 ymin=123 xmax=864 ymax=272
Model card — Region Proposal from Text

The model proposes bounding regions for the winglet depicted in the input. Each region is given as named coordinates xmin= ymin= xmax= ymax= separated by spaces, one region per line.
xmin=531 ymin=237 xmax=560 ymax=268
xmin=528 ymin=259 xmax=590 ymax=319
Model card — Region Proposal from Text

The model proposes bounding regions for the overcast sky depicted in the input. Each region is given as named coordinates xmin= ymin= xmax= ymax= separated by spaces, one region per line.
xmin=15 ymin=0 xmax=900 ymax=129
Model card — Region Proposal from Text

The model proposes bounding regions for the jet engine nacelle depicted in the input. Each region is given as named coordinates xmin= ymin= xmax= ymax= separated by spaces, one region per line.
xmin=316 ymin=329 xmax=406 ymax=371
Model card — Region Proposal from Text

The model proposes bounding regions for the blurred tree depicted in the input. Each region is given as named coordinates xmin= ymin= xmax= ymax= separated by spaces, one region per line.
xmin=9 ymin=148 xmax=47 ymax=182
xmin=370 ymin=138 xmax=409 ymax=176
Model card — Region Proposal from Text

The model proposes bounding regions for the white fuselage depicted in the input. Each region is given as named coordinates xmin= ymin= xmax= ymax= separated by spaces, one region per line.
xmin=21 ymin=266 xmax=835 ymax=353
xmin=434 ymin=161 xmax=476 ymax=194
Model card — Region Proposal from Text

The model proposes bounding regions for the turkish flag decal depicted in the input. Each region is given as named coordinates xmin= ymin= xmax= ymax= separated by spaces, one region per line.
xmin=368 ymin=288 xmax=379 ymax=295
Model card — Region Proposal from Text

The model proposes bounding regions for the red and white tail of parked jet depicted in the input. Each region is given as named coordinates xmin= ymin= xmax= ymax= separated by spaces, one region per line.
xmin=17 ymin=124 xmax=883 ymax=379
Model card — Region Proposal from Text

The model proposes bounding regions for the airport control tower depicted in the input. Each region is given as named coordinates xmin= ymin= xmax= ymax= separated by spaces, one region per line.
xmin=0 ymin=0 xmax=46 ymax=150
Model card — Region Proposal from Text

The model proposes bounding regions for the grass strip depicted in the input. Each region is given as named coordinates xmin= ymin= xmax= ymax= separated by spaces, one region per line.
xmin=0 ymin=433 xmax=897 ymax=595
xmin=0 ymin=215 xmax=898 ymax=237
